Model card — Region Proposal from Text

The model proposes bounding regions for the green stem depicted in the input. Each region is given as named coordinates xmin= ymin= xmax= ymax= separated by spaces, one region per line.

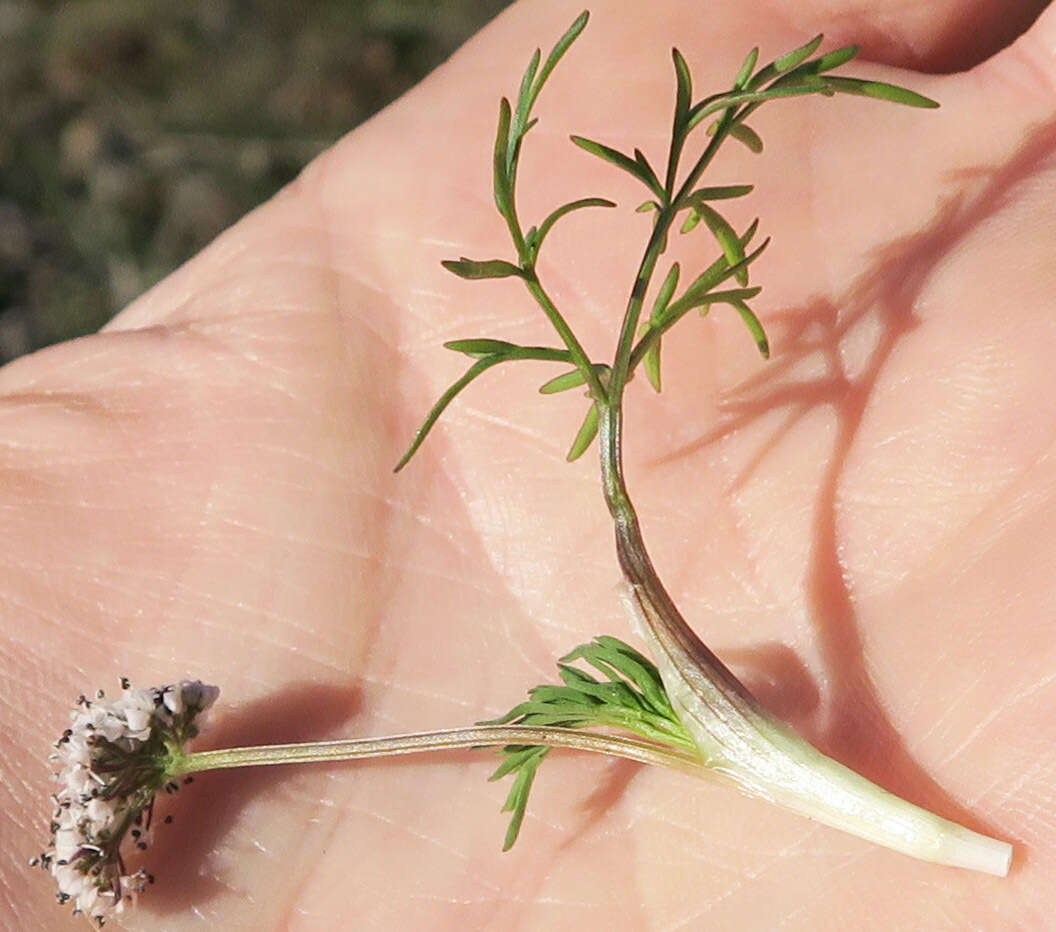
xmin=596 ymin=342 xmax=1013 ymax=877
xmin=172 ymin=724 xmax=702 ymax=777
xmin=597 ymin=410 xmax=751 ymax=707
xmin=497 ymin=123 xmax=607 ymax=404
xmin=522 ymin=270 xmax=608 ymax=404
xmin=607 ymin=112 xmax=734 ymax=412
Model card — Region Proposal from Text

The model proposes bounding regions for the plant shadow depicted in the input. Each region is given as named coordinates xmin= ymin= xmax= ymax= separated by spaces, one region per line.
xmin=135 ymin=681 xmax=362 ymax=915
xmin=653 ymin=116 xmax=1056 ymax=849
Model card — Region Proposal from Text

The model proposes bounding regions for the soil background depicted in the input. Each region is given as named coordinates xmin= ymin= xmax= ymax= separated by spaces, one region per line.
xmin=0 ymin=0 xmax=511 ymax=361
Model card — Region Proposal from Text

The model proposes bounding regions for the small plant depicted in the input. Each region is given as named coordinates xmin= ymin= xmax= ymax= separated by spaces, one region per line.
xmin=36 ymin=12 xmax=1011 ymax=925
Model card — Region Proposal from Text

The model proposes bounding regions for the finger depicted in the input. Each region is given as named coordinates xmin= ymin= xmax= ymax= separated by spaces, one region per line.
xmin=972 ymin=0 xmax=1056 ymax=96
xmin=764 ymin=0 xmax=1051 ymax=72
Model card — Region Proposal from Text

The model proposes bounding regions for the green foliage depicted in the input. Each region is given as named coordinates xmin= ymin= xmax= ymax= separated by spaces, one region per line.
xmin=726 ymin=123 xmax=765 ymax=152
xmin=482 ymin=635 xmax=694 ymax=850
xmin=688 ymin=184 xmax=755 ymax=201
xmin=529 ymin=198 xmax=617 ymax=255
xmin=696 ymin=205 xmax=748 ymax=285
xmin=538 ymin=364 xmax=610 ymax=395
xmin=444 ymin=338 xmax=521 ymax=358
xmin=398 ymin=12 xmax=937 ymax=475
xmin=442 ymin=258 xmax=524 ymax=280
xmin=394 ymin=342 xmax=575 ymax=472
xmin=566 ymin=403 xmax=600 ymax=461
xmin=641 ymin=262 xmax=680 ymax=392
xmin=569 ymin=136 xmax=666 ymax=199
xmin=821 ymin=76 xmax=940 ymax=108
xmin=734 ymin=47 xmax=760 ymax=89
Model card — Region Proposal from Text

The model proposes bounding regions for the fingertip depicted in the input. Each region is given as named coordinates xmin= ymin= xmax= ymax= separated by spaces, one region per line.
xmin=976 ymin=0 xmax=1056 ymax=97
xmin=1014 ymin=0 xmax=1056 ymax=90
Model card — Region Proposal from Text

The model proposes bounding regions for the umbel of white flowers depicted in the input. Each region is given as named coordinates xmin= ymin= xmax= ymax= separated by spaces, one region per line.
xmin=32 ymin=680 xmax=218 ymax=926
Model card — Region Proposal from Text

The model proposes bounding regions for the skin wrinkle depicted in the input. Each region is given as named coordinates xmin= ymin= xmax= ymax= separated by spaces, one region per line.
xmin=658 ymin=129 xmax=1056 ymax=781
xmin=5 ymin=2 xmax=1056 ymax=929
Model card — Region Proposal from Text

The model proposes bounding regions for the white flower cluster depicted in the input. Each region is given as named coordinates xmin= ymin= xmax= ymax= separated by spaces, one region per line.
xmin=34 ymin=680 xmax=219 ymax=925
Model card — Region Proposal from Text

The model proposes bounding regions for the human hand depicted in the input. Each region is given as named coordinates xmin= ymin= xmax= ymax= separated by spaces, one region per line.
xmin=4 ymin=0 xmax=1055 ymax=927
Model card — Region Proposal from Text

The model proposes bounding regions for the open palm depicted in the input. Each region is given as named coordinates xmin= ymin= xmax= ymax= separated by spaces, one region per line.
xmin=4 ymin=0 xmax=1055 ymax=928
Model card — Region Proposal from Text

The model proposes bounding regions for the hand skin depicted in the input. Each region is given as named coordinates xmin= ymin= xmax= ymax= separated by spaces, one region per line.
xmin=3 ymin=0 xmax=1055 ymax=928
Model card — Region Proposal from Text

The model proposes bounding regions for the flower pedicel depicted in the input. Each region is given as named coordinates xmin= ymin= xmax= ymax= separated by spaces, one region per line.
xmin=37 ymin=11 xmax=1013 ymax=925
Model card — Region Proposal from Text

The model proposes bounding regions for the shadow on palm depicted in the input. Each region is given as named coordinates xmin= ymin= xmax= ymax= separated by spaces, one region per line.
xmin=657 ymin=117 xmax=1056 ymax=855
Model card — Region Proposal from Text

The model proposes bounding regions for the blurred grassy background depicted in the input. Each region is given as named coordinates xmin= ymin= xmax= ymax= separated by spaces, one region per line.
xmin=0 ymin=0 xmax=512 ymax=362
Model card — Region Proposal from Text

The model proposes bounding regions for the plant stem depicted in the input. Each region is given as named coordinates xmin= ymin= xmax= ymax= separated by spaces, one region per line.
xmin=592 ymin=203 xmax=1013 ymax=877
xmin=172 ymin=724 xmax=702 ymax=777
xmin=574 ymin=92 xmax=1016 ymax=875
xmin=522 ymin=269 xmax=608 ymax=404
xmin=595 ymin=378 xmax=1012 ymax=875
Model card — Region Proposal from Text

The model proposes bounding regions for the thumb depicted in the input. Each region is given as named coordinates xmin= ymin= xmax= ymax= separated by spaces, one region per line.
xmin=770 ymin=0 xmax=1051 ymax=73
xmin=971 ymin=0 xmax=1056 ymax=96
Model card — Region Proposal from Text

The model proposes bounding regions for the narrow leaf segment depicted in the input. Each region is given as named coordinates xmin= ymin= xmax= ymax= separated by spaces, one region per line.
xmin=483 ymin=635 xmax=694 ymax=849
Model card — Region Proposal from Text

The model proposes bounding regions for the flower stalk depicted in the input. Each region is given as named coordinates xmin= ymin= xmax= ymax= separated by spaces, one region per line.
xmin=172 ymin=725 xmax=702 ymax=776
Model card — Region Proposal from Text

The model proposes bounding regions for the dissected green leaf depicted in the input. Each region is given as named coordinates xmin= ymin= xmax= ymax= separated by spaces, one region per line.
xmin=484 ymin=635 xmax=694 ymax=850
xmin=534 ymin=197 xmax=617 ymax=253
xmin=643 ymin=260 xmax=680 ymax=392
xmin=441 ymin=258 xmax=524 ymax=280
xmin=444 ymin=338 xmax=519 ymax=358
xmin=570 ymin=136 xmax=666 ymax=199
xmin=506 ymin=50 xmax=542 ymax=176
xmin=681 ymin=209 xmax=701 ymax=234
xmin=489 ymin=745 xmax=543 ymax=781
xmin=696 ymin=204 xmax=748 ymax=285
xmin=557 ymin=666 xmax=644 ymax=710
xmin=395 ymin=355 xmax=507 ymax=472
xmin=651 ymin=262 xmax=681 ymax=325
xmin=727 ymin=122 xmax=764 ymax=152
xmin=596 ymin=638 xmax=675 ymax=716
xmin=731 ymin=298 xmax=770 ymax=357
xmin=502 ymin=11 xmax=591 ymax=194
xmin=567 ymin=402 xmax=599 ymax=461
xmin=518 ymin=47 xmax=541 ymax=104
xmin=538 ymin=362 xmax=608 ymax=394
xmin=398 ymin=342 xmax=576 ymax=470
xmin=644 ymin=339 xmax=663 ymax=393
xmin=807 ymin=44 xmax=859 ymax=73
xmin=515 ymin=48 xmax=541 ymax=125
xmin=688 ymin=183 xmax=754 ymax=201
xmin=672 ymin=47 xmax=692 ymax=124
xmin=689 ymin=285 xmax=763 ymax=311
xmin=539 ymin=368 xmax=587 ymax=394
xmin=686 ymin=80 xmax=827 ymax=130
xmin=748 ymin=34 xmax=824 ymax=90
xmin=562 ymin=637 xmax=675 ymax=720
xmin=493 ymin=97 xmax=513 ymax=215
xmin=775 ymin=34 xmax=824 ymax=74
xmin=673 ymin=232 xmax=769 ymax=316
xmin=823 ymin=76 xmax=939 ymax=108
xmin=634 ymin=149 xmax=663 ymax=196
xmin=531 ymin=10 xmax=590 ymax=105
xmin=500 ymin=751 xmax=546 ymax=850
xmin=636 ymin=199 xmax=660 ymax=213
xmin=734 ymin=46 xmax=759 ymax=89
